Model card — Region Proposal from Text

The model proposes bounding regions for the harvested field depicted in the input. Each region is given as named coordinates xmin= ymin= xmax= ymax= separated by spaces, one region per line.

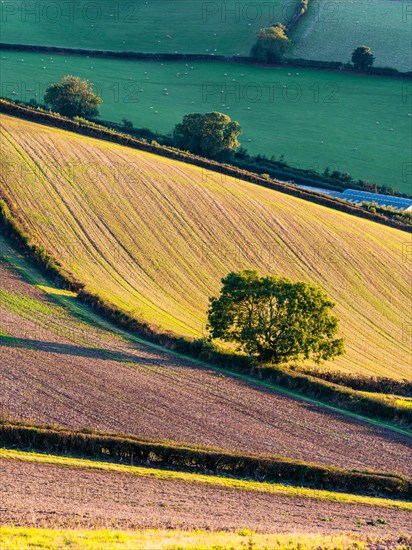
xmin=0 ymin=237 xmax=411 ymax=477
xmin=1 ymin=115 xmax=411 ymax=378
xmin=2 ymin=457 xmax=411 ymax=535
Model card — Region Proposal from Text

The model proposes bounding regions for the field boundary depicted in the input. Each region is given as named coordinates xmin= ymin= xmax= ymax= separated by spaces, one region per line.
xmin=1 ymin=42 xmax=411 ymax=78
xmin=3 ymin=448 xmax=411 ymax=510
xmin=1 ymin=421 xmax=411 ymax=498
xmin=2 ymin=527 xmax=407 ymax=550
xmin=1 ymin=100 xmax=410 ymax=232
xmin=1 ymin=135 xmax=412 ymax=433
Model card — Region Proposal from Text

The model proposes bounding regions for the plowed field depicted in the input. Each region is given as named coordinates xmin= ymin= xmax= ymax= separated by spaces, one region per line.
xmin=0 ymin=236 xmax=411 ymax=476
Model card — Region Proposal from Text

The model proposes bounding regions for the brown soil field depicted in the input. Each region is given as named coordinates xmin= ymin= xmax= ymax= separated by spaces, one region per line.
xmin=2 ymin=458 xmax=411 ymax=535
xmin=0 ymin=238 xmax=411 ymax=477
xmin=1 ymin=115 xmax=411 ymax=379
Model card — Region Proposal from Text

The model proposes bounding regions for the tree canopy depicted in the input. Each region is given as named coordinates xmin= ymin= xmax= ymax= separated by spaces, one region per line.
xmin=44 ymin=75 xmax=102 ymax=118
xmin=251 ymin=23 xmax=290 ymax=63
xmin=208 ymin=270 xmax=345 ymax=365
xmin=351 ymin=46 xmax=375 ymax=72
xmin=173 ymin=112 xmax=241 ymax=159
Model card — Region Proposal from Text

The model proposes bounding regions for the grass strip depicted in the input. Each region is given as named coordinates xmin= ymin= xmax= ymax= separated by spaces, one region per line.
xmin=1 ymin=448 xmax=411 ymax=511
xmin=0 ymin=423 xmax=411 ymax=499
xmin=0 ymin=527 xmax=391 ymax=550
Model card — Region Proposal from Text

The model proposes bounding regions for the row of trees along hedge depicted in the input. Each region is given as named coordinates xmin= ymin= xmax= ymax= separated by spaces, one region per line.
xmin=1 ymin=422 xmax=410 ymax=498
xmin=290 ymin=366 xmax=412 ymax=397
xmin=0 ymin=40 xmax=410 ymax=77
xmin=0 ymin=181 xmax=411 ymax=430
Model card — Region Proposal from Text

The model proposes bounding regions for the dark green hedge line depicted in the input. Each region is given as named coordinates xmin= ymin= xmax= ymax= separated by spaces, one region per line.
xmin=81 ymin=117 xmax=410 ymax=201
xmin=284 ymin=57 xmax=412 ymax=78
xmin=0 ymin=42 xmax=229 ymax=62
xmin=1 ymin=42 xmax=411 ymax=78
xmin=1 ymin=422 xmax=410 ymax=499
xmin=291 ymin=366 xmax=412 ymax=397
xmin=261 ymin=367 xmax=412 ymax=427
xmin=1 ymin=99 xmax=410 ymax=233
xmin=0 ymin=109 xmax=411 ymax=431
xmin=233 ymin=156 xmax=370 ymax=194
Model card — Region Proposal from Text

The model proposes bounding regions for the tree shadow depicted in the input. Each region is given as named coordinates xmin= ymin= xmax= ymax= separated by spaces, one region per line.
xmin=0 ymin=335 xmax=172 ymax=366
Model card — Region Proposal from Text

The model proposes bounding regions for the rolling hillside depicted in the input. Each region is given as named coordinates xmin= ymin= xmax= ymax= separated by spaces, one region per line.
xmin=1 ymin=235 xmax=411 ymax=475
xmin=1 ymin=51 xmax=410 ymax=191
xmin=0 ymin=114 xmax=411 ymax=379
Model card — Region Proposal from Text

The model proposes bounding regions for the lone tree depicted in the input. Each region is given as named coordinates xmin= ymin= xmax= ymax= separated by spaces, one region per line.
xmin=251 ymin=23 xmax=290 ymax=63
xmin=351 ymin=46 xmax=375 ymax=72
xmin=173 ymin=112 xmax=241 ymax=159
xmin=44 ymin=75 xmax=102 ymax=118
xmin=208 ymin=270 xmax=345 ymax=365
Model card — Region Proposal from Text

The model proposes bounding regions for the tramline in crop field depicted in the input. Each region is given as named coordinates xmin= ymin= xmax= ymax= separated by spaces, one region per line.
xmin=1 ymin=115 xmax=411 ymax=379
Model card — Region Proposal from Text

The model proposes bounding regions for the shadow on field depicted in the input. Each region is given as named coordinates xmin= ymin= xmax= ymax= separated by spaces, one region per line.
xmin=0 ymin=335 xmax=171 ymax=366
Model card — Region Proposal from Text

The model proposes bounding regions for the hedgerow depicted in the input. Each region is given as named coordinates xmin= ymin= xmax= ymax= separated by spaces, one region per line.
xmin=0 ymin=421 xmax=410 ymax=498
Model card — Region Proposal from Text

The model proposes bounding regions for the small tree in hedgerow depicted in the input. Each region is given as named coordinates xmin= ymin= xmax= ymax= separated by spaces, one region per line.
xmin=251 ymin=23 xmax=290 ymax=63
xmin=44 ymin=75 xmax=102 ymax=118
xmin=351 ymin=46 xmax=375 ymax=72
xmin=173 ymin=112 xmax=241 ymax=159
xmin=207 ymin=270 xmax=345 ymax=365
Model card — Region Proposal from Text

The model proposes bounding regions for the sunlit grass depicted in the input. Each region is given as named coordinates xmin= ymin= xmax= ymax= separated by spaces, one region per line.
xmin=0 ymin=526 xmax=378 ymax=550
xmin=36 ymin=285 xmax=77 ymax=297
xmin=359 ymin=392 xmax=412 ymax=410
xmin=1 ymin=449 xmax=410 ymax=511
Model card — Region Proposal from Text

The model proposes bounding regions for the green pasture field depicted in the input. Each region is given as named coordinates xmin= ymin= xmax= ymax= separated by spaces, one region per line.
xmin=0 ymin=0 xmax=296 ymax=56
xmin=290 ymin=0 xmax=412 ymax=72
xmin=1 ymin=49 xmax=411 ymax=191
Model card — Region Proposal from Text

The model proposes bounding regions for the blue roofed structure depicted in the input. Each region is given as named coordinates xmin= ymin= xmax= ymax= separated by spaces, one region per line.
xmin=296 ymin=185 xmax=412 ymax=211
xmin=340 ymin=190 xmax=412 ymax=210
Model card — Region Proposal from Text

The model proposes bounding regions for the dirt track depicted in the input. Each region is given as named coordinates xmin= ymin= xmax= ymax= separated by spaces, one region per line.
xmin=0 ymin=251 xmax=411 ymax=477
xmin=1 ymin=459 xmax=411 ymax=535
